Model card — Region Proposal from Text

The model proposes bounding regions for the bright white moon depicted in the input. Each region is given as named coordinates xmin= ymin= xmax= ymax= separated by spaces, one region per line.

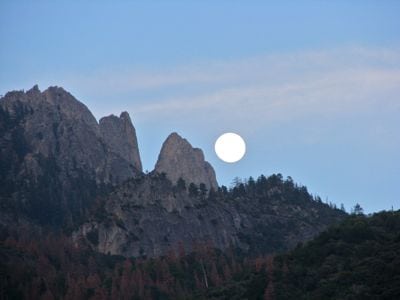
xmin=215 ymin=133 xmax=246 ymax=163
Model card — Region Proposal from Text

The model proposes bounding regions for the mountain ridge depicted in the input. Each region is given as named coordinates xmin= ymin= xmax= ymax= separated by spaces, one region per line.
xmin=1 ymin=85 xmax=346 ymax=257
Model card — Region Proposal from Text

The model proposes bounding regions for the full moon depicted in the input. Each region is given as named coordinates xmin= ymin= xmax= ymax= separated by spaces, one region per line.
xmin=215 ymin=133 xmax=246 ymax=163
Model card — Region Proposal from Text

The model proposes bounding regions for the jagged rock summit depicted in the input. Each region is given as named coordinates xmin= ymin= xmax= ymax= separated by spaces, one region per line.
xmin=100 ymin=112 xmax=142 ymax=172
xmin=0 ymin=85 xmax=143 ymax=225
xmin=0 ymin=85 xmax=142 ymax=182
xmin=2 ymin=85 xmax=99 ymax=134
xmin=154 ymin=132 xmax=218 ymax=191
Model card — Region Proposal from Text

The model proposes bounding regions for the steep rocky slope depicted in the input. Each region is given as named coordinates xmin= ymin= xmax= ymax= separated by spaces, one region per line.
xmin=74 ymin=173 xmax=346 ymax=258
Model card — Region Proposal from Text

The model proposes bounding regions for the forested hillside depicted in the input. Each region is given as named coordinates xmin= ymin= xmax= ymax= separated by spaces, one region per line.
xmin=2 ymin=210 xmax=398 ymax=299
xmin=205 ymin=210 xmax=400 ymax=299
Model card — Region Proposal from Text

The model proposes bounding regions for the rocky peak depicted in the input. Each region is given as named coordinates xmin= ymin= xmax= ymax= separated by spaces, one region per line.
xmin=0 ymin=86 xmax=143 ymax=181
xmin=154 ymin=132 xmax=218 ymax=191
xmin=27 ymin=84 xmax=40 ymax=95
xmin=0 ymin=85 xmax=144 ymax=226
xmin=43 ymin=86 xmax=99 ymax=132
xmin=99 ymin=112 xmax=142 ymax=172
xmin=2 ymin=85 xmax=99 ymax=134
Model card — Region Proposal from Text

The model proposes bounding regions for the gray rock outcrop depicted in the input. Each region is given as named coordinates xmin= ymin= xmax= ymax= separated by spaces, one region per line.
xmin=0 ymin=85 xmax=142 ymax=226
xmin=154 ymin=132 xmax=218 ymax=191
xmin=100 ymin=112 xmax=142 ymax=172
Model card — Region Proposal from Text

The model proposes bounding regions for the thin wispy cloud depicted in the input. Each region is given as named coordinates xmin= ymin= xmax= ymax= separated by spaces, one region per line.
xmin=34 ymin=46 xmax=398 ymax=153
xmin=68 ymin=46 xmax=400 ymax=93
xmin=84 ymin=47 xmax=398 ymax=133
xmin=64 ymin=47 xmax=400 ymax=131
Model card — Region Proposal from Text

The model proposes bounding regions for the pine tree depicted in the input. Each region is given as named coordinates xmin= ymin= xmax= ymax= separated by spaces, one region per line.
xmin=352 ymin=203 xmax=364 ymax=215
xmin=199 ymin=183 xmax=208 ymax=197
xmin=189 ymin=183 xmax=199 ymax=197
xmin=176 ymin=177 xmax=186 ymax=191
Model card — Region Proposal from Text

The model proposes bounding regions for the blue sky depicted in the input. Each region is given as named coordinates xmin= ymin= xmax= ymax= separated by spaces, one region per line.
xmin=1 ymin=1 xmax=399 ymax=213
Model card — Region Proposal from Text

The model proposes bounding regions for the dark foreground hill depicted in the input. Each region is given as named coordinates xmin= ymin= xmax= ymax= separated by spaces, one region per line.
xmin=205 ymin=210 xmax=400 ymax=300
xmin=1 ymin=210 xmax=398 ymax=299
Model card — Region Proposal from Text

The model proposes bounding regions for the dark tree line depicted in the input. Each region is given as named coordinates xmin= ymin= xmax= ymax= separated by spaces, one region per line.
xmin=1 ymin=200 xmax=392 ymax=299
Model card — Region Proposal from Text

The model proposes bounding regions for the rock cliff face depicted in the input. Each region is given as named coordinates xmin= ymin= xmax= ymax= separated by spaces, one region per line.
xmin=0 ymin=85 xmax=142 ymax=226
xmin=100 ymin=112 xmax=142 ymax=172
xmin=73 ymin=173 xmax=346 ymax=258
xmin=154 ymin=132 xmax=218 ymax=191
